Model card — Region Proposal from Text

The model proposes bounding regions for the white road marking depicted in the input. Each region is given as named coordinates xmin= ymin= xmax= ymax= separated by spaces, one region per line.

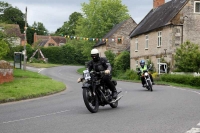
xmin=197 ymin=122 xmax=200 ymax=126
xmin=1 ymin=109 xmax=70 ymax=124
xmin=38 ymin=68 xmax=45 ymax=73
xmin=186 ymin=128 xmax=200 ymax=133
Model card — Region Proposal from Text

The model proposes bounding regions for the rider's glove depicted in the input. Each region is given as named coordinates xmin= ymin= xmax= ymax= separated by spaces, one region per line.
xmin=137 ymin=71 xmax=141 ymax=75
xmin=77 ymin=78 xmax=82 ymax=83
xmin=105 ymin=70 xmax=110 ymax=75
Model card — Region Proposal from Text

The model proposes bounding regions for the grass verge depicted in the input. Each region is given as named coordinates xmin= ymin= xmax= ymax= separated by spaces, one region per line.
xmin=0 ymin=69 xmax=66 ymax=103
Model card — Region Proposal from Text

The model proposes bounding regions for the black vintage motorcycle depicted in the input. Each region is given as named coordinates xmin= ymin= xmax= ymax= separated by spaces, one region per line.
xmin=81 ymin=69 xmax=123 ymax=113
xmin=138 ymin=64 xmax=153 ymax=91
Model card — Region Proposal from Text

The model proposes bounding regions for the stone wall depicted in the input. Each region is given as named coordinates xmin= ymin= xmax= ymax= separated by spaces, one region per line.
xmin=0 ymin=60 xmax=13 ymax=84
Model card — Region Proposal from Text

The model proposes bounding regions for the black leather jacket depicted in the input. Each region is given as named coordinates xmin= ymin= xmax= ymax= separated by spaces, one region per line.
xmin=87 ymin=57 xmax=111 ymax=72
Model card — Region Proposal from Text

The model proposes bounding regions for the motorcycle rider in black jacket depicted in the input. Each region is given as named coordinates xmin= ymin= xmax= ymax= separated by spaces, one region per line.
xmin=77 ymin=48 xmax=118 ymax=99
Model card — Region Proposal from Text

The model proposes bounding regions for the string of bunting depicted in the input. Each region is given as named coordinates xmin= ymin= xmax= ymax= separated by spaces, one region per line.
xmin=24 ymin=26 xmax=123 ymax=42
xmin=64 ymin=35 xmax=123 ymax=42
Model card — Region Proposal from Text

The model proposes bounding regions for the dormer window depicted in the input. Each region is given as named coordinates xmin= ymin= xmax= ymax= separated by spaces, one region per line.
xmin=194 ymin=1 xmax=200 ymax=13
xmin=117 ymin=36 xmax=122 ymax=44
xmin=48 ymin=43 xmax=54 ymax=46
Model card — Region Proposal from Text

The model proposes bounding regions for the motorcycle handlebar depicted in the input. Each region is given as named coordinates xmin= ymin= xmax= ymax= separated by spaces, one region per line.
xmin=90 ymin=71 xmax=105 ymax=75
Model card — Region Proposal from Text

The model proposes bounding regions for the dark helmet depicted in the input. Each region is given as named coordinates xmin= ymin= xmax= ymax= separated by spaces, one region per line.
xmin=140 ymin=60 xmax=145 ymax=68
xmin=91 ymin=48 xmax=100 ymax=62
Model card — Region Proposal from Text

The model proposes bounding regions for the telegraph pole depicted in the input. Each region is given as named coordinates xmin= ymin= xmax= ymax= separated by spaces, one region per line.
xmin=23 ymin=7 xmax=27 ymax=70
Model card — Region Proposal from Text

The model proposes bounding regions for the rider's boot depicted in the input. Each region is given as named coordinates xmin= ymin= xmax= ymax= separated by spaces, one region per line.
xmin=112 ymin=90 xmax=117 ymax=99
xmin=142 ymin=84 xmax=146 ymax=87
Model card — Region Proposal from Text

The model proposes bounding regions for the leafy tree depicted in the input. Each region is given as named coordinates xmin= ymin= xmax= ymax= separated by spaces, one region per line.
xmin=0 ymin=31 xmax=9 ymax=59
xmin=32 ymin=21 xmax=48 ymax=35
xmin=0 ymin=6 xmax=25 ymax=33
xmin=26 ymin=25 xmax=35 ymax=45
xmin=55 ymin=12 xmax=83 ymax=36
xmin=0 ymin=1 xmax=11 ymax=19
xmin=175 ymin=40 xmax=200 ymax=72
xmin=114 ymin=51 xmax=130 ymax=72
xmin=0 ymin=31 xmax=10 ymax=59
xmin=104 ymin=50 xmax=116 ymax=67
xmin=75 ymin=0 xmax=130 ymax=59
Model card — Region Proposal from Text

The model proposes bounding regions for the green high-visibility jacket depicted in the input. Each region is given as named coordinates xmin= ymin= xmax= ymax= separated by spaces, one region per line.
xmin=139 ymin=65 xmax=148 ymax=73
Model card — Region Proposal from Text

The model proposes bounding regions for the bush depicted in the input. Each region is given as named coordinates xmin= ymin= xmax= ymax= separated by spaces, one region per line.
xmin=114 ymin=69 xmax=139 ymax=80
xmin=160 ymin=74 xmax=200 ymax=87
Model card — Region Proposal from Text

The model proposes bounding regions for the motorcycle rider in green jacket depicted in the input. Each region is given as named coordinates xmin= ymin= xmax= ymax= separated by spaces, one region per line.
xmin=137 ymin=60 xmax=155 ymax=87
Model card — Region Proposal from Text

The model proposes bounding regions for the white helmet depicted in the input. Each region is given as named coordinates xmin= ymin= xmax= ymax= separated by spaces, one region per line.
xmin=91 ymin=48 xmax=100 ymax=61
xmin=91 ymin=48 xmax=99 ymax=54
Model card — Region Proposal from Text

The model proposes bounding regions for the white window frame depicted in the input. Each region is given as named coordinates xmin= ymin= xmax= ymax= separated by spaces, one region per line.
xmin=136 ymin=60 xmax=139 ymax=68
xmin=157 ymin=31 xmax=162 ymax=47
xmin=135 ymin=38 xmax=138 ymax=51
xmin=194 ymin=1 xmax=200 ymax=13
xmin=145 ymin=35 xmax=148 ymax=49
xmin=157 ymin=58 xmax=161 ymax=72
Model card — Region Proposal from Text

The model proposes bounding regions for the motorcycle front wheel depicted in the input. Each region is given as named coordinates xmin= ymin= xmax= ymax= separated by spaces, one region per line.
xmin=83 ymin=88 xmax=99 ymax=113
xmin=147 ymin=80 xmax=153 ymax=91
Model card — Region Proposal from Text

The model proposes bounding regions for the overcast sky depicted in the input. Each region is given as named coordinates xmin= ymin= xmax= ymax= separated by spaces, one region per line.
xmin=2 ymin=0 xmax=171 ymax=33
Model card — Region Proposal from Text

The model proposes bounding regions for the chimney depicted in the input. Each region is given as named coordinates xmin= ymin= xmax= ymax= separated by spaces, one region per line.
xmin=34 ymin=32 xmax=37 ymax=43
xmin=153 ymin=0 xmax=165 ymax=8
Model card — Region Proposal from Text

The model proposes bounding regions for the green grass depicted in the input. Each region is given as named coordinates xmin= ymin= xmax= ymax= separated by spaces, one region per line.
xmin=26 ymin=62 xmax=62 ymax=68
xmin=0 ymin=69 xmax=66 ymax=103
xmin=77 ymin=67 xmax=86 ymax=74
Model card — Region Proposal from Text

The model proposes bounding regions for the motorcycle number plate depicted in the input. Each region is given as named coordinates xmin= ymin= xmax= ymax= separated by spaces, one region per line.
xmin=83 ymin=70 xmax=91 ymax=80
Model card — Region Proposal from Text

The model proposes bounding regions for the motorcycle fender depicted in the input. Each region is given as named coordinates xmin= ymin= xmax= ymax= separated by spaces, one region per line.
xmin=112 ymin=80 xmax=117 ymax=86
xmin=82 ymin=83 xmax=91 ymax=89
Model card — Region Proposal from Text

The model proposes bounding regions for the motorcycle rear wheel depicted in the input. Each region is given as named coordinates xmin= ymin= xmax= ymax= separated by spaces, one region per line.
xmin=83 ymin=88 xmax=99 ymax=113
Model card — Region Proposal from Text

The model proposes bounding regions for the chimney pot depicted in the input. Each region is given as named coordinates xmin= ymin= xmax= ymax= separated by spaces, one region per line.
xmin=153 ymin=0 xmax=165 ymax=8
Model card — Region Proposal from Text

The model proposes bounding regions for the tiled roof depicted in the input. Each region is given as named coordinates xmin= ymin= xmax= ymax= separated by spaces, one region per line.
xmin=51 ymin=36 xmax=66 ymax=44
xmin=38 ymin=40 xmax=48 ymax=47
xmin=36 ymin=35 xmax=66 ymax=44
xmin=0 ymin=24 xmax=22 ymax=38
xmin=130 ymin=0 xmax=188 ymax=38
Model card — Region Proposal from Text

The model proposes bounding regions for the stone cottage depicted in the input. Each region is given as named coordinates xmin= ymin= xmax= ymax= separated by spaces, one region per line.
xmin=129 ymin=0 xmax=200 ymax=73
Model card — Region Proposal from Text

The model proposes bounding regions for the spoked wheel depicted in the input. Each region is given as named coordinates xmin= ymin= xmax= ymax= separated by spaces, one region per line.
xmin=83 ymin=88 xmax=99 ymax=113
xmin=147 ymin=80 xmax=153 ymax=91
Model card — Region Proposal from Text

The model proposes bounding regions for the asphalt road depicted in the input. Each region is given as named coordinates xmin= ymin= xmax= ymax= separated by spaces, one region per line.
xmin=0 ymin=66 xmax=200 ymax=133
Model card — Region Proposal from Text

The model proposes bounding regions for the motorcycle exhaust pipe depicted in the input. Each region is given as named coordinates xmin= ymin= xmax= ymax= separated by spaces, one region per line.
xmin=110 ymin=95 xmax=123 ymax=103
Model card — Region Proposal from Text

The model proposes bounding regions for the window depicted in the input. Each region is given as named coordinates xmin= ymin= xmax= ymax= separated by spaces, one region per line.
xmin=117 ymin=37 xmax=122 ymax=44
xmin=48 ymin=43 xmax=54 ymax=46
xmin=136 ymin=60 xmax=139 ymax=68
xmin=194 ymin=1 xmax=200 ymax=13
xmin=158 ymin=31 xmax=162 ymax=47
xmin=145 ymin=35 xmax=148 ymax=49
xmin=135 ymin=38 xmax=138 ymax=51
